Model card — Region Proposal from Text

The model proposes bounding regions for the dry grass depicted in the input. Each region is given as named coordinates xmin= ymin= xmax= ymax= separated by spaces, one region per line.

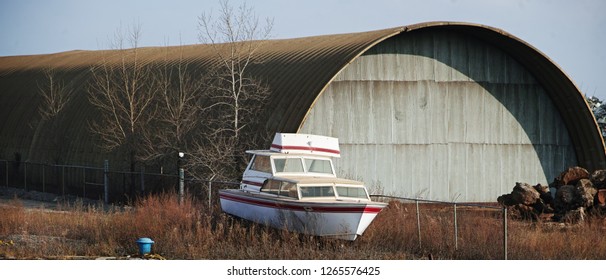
xmin=1 ymin=195 xmax=605 ymax=260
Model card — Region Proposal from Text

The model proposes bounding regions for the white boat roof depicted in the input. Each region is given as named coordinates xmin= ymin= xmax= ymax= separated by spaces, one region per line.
xmin=245 ymin=149 xmax=333 ymax=158
xmin=269 ymin=133 xmax=341 ymax=158
xmin=270 ymin=176 xmax=364 ymax=186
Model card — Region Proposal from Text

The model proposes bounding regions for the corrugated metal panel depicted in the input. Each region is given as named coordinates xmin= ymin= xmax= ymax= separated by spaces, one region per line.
xmin=300 ymin=30 xmax=579 ymax=201
xmin=0 ymin=22 xmax=603 ymax=191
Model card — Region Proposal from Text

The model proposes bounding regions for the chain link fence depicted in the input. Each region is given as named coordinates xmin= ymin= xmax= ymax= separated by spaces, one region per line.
xmin=371 ymin=195 xmax=508 ymax=259
xmin=0 ymin=159 xmax=239 ymax=205
xmin=0 ymin=159 xmax=508 ymax=258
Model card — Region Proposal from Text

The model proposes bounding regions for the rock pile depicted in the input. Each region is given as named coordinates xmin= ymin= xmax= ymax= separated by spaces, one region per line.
xmin=498 ymin=166 xmax=606 ymax=222
xmin=586 ymin=96 xmax=606 ymax=139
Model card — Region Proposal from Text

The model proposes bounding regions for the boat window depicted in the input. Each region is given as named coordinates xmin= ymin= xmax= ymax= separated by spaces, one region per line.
xmin=273 ymin=158 xmax=304 ymax=173
xmin=304 ymin=159 xmax=333 ymax=174
xmin=261 ymin=180 xmax=298 ymax=198
xmin=261 ymin=180 xmax=281 ymax=195
xmin=250 ymin=155 xmax=272 ymax=173
xmin=299 ymin=186 xmax=335 ymax=198
xmin=336 ymin=186 xmax=368 ymax=199
xmin=280 ymin=182 xmax=298 ymax=199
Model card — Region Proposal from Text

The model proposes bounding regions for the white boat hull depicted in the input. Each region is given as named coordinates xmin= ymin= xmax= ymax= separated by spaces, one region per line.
xmin=219 ymin=189 xmax=386 ymax=241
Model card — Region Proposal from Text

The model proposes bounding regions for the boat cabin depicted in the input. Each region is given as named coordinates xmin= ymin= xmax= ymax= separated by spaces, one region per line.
xmin=248 ymin=152 xmax=335 ymax=176
xmin=259 ymin=177 xmax=371 ymax=201
xmin=241 ymin=133 xmax=342 ymax=191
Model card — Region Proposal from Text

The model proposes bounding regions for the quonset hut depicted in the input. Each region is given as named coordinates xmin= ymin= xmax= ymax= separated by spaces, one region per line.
xmin=1 ymin=22 xmax=604 ymax=202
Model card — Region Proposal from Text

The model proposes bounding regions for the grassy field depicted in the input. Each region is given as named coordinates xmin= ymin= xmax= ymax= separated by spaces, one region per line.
xmin=1 ymin=192 xmax=605 ymax=260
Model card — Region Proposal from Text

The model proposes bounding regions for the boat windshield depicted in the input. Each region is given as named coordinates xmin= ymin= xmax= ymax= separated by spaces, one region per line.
xmin=273 ymin=158 xmax=304 ymax=173
xmin=261 ymin=179 xmax=298 ymax=198
xmin=250 ymin=155 xmax=272 ymax=173
xmin=272 ymin=157 xmax=335 ymax=176
xmin=304 ymin=159 xmax=333 ymax=174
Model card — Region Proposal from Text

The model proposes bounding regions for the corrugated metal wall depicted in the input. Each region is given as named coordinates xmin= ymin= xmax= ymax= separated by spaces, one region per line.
xmin=299 ymin=30 xmax=577 ymax=202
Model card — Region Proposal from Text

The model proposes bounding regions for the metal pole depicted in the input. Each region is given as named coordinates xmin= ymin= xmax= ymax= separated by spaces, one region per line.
xmin=179 ymin=168 xmax=184 ymax=205
xmin=42 ymin=164 xmax=45 ymax=193
xmin=503 ymin=207 xmax=508 ymax=260
xmin=24 ymin=162 xmax=27 ymax=191
xmin=416 ymin=199 xmax=421 ymax=249
xmin=208 ymin=180 xmax=212 ymax=211
xmin=83 ymin=167 xmax=86 ymax=198
xmin=62 ymin=165 xmax=65 ymax=196
xmin=104 ymin=160 xmax=109 ymax=205
xmin=140 ymin=166 xmax=145 ymax=193
xmin=454 ymin=203 xmax=458 ymax=251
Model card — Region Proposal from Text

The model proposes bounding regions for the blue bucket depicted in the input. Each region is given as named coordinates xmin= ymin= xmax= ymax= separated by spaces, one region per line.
xmin=136 ymin=237 xmax=155 ymax=255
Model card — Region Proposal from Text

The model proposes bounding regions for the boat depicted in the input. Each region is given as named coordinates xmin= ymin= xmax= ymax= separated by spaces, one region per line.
xmin=219 ymin=133 xmax=387 ymax=240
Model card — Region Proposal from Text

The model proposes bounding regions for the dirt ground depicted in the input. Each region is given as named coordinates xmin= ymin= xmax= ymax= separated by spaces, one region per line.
xmin=0 ymin=186 xmax=101 ymax=213
xmin=0 ymin=187 xmax=145 ymax=260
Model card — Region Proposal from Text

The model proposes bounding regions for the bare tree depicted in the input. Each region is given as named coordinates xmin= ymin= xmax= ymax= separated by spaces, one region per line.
xmin=187 ymin=135 xmax=238 ymax=181
xmin=30 ymin=67 xmax=74 ymax=163
xmin=198 ymin=0 xmax=272 ymax=139
xmin=138 ymin=47 xmax=207 ymax=169
xmin=192 ymin=0 xmax=274 ymax=180
xmin=38 ymin=67 xmax=73 ymax=121
xmin=88 ymin=23 xmax=157 ymax=194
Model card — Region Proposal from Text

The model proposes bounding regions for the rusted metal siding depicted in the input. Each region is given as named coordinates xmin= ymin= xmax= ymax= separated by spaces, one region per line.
xmin=299 ymin=31 xmax=577 ymax=202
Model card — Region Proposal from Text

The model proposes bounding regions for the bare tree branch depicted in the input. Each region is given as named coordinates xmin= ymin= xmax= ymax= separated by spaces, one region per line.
xmin=32 ymin=67 xmax=74 ymax=163
xmin=37 ymin=67 xmax=73 ymax=121
xmin=189 ymin=0 xmax=274 ymax=180
xmin=138 ymin=45 xmax=209 ymax=165
xmin=87 ymin=22 xmax=158 ymax=176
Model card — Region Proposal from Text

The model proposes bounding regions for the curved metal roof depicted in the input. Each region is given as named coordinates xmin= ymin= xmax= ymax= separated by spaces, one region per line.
xmin=0 ymin=22 xmax=604 ymax=170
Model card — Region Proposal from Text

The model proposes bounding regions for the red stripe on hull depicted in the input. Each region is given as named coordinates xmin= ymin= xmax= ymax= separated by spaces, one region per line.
xmin=220 ymin=191 xmax=383 ymax=214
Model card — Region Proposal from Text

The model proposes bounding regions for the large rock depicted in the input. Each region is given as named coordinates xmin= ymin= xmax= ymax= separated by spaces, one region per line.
xmin=553 ymin=167 xmax=589 ymax=188
xmin=498 ymin=182 xmax=548 ymax=220
xmin=511 ymin=182 xmax=540 ymax=205
xmin=508 ymin=204 xmax=539 ymax=220
xmin=597 ymin=189 xmax=606 ymax=207
xmin=554 ymin=179 xmax=597 ymax=214
xmin=497 ymin=193 xmax=515 ymax=206
xmin=575 ymin=179 xmax=597 ymax=208
xmin=554 ymin=185 xmax=575 ymax=213
xmin=533 ymin=184 xmax=549 ymax=194
xmin=590 ymin=170 xmax=606 ymax=189
xmin=534 ymin=183 xmax=554 ymax=207
xmin=559 ymin=207 xmax=586 ymax=223
xmin=532 ymin=199 xmax=553 ymax=214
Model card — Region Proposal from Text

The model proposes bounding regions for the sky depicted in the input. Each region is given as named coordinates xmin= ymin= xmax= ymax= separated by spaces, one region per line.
xmin=1 ymin=0 xmax=605 ymax=99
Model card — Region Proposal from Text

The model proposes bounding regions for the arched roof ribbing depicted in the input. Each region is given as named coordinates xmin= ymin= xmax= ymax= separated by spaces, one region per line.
xmin=0 ymin=22 xmax=603 ymax=170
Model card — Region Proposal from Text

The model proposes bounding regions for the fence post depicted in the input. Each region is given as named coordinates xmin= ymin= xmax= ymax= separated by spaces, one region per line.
xmin=42 ymin=164 xmax=45 ymax=193
xmin=416 ymin=199 xmax=421 ymax=250
xmin=208 ymin=180 xmax=212 ymax=211
xmin=104 ymin=160 xmax=109 ymax=205
xmin=453 ymin=203 xmax=458 ymax=251
xmin=503 ymin=207 xmax=508 ymax=260
xmin=83 ymin=167 xmax=86 ymax=198
xmin=140 ymin=166 xmax=145 ymax=193
xmin=24 ymin=162 xmax=27 ymax=191
xmin=62 ymin=165 xmax=65 ymax=196
xmin=179 ymin=168 xmax=184 ymax=205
